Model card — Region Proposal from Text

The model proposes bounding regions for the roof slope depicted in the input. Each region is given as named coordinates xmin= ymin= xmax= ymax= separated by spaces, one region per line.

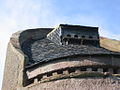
xmin=100 ymin=37 xmax=120 ymax=52
xmin=22 ymin=38 xmax=120 ymax=67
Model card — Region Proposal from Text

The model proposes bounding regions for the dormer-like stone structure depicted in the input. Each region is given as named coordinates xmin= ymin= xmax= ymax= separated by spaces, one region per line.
xmin=47 ymin=24 xmax=99 ymax=47
xmin=2 ymin=24 xmax=120 ymax=90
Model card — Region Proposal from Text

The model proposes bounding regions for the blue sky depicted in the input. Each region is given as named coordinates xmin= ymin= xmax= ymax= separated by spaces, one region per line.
xmin=0 ymin=0 xmax=120 ymax=89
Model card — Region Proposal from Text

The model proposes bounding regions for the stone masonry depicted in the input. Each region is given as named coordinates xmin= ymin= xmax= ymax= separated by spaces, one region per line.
xmin=2 ymin=24 xmax=120 ymax=90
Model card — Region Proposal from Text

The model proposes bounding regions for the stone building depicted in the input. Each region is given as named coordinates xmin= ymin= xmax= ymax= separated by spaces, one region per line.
xmin=2 ymin=24 xmax=120 ymax=90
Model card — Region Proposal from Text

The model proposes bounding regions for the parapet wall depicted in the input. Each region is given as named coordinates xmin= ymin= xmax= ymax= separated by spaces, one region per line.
xmin=2 ymin=28 xmax=53 ymax=90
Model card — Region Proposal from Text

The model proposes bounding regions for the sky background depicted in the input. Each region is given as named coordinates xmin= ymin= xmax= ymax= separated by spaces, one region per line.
xmin=0 ymin=0 xmax=120 ymax=89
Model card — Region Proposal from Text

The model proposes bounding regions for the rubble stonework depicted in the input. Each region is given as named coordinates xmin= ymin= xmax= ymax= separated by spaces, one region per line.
xmin=2 ymin=24 xmax=120 ymax=90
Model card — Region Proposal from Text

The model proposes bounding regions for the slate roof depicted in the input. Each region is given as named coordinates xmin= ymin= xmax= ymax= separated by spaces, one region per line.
xmin=21 ymin=38 xmax=120 ymax=68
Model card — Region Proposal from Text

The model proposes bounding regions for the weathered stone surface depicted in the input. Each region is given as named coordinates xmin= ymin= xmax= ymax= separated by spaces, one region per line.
xmin=2 ymin=25 xmax=120 ymax=90
xmin=2 ymin=42 xmax=25 ymax=90
xmin=27 ymin=78 xmax=120 ymax=90
xmin=26 ymin=57 xmax=120 ymax=79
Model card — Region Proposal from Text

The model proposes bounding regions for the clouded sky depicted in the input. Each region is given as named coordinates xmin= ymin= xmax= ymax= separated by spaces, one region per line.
xmin=0 ymin=0 xmax=120 ymax=89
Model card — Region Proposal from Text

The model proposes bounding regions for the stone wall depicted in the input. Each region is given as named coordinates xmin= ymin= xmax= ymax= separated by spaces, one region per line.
xmin=27 ymin=55 xmax=120 ymax=79
xmin=27 ymin=78 xmax=120 ymax=90
xmin=2 ymin=42 xmax=25 ymax=90
xmin=47 ymin=28 xmax=62 ymax=45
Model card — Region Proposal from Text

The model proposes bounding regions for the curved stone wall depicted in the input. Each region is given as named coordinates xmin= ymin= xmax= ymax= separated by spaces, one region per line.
xmin=27 ymin=78 xmax=120 ymax=90
xmin=25 ymin=56 xmax=120 ymax=86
